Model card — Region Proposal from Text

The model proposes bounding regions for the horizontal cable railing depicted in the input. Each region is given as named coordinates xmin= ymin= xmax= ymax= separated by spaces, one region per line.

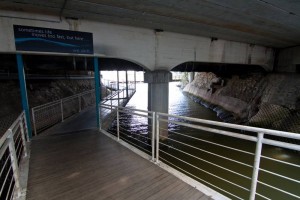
xmin=32 ymin=83 xmax=136 ymax=135
xmin=100 ymin=104 xmax=155 ymax=160
xmin=99 ymin=105 xmax=300 ymax=200
xmin=31 ymin=89 xmax=97 ymax=135
xmin=156 ymin=112 xmax=300 ymax=200
xmin=102 ymin=79 xmax=136 ymax=90
xmin=0 ymin=111 xmax=28 ymax=200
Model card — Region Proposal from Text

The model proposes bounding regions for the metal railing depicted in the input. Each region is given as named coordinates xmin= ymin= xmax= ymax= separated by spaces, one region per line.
xmin=32 ymin=85 xmax=136 ymax=135
xmin=102 ymin=79 xmax=136 ymax=91
xmin=0 ymin=112 xmax=28 ymax=200
xmin=100 ymin=105 xmax=300 ymax=200
xmin=31 ymin=89 xmax=96 ymax=135
xmin=100 ymin=87 xmax=136 ymax=130
xmin=100 ymin=104 xmax=155 ymax=160
xmin=102 ymin=79 xmax=119 ymax=90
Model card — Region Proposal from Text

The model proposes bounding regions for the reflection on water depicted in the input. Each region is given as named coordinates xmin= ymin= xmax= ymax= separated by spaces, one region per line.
xmin=111 ymin=82 xmax=300 ymax=200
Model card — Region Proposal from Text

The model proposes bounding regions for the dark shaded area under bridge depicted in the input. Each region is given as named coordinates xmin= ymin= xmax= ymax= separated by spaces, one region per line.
xmin=0 ymin=54 xmax=145 ymax=74
xmin=0 ymin=54 xmax=266 ymax=75
xmin=172 ymin=62 xmax=266 ymax=75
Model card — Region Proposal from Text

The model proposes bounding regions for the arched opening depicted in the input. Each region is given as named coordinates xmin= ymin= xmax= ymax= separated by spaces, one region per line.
xmin=0 ymin=53 xmax=148 ymax=136
xmin=171 ymin=61 xmax=266 ymax=75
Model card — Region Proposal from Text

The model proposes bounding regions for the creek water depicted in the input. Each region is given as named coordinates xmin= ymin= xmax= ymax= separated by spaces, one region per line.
xmin=118 ymin=82 xmax=300 ymax=200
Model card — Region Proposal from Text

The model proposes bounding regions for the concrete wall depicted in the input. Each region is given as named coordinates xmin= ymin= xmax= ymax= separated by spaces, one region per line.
xmin=0 ymin=10 xmax=275 ymax=71
xmin=277 ymin=46 xmax=300 ymax=73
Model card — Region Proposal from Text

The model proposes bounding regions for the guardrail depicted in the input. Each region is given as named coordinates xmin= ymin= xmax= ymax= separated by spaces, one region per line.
xmin=31 ymin=89 xmax=96 ymax=135
xmin=100 ymin=104 xmax=155 ymax=159
xmin=100 ymin=87 xmax=136 ymax=130
xmin=32 ymin=85 xmax=136 ymax=135
xmin=102 ymin=79 xmax=136 ymax=90
xmin=0 ymin=112 xmax=28 ymax=200
xmin=100 ymin=105 xmax=300 ymax=200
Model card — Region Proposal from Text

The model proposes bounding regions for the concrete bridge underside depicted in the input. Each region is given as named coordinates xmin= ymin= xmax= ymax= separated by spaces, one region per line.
xmin=0 ymin=0 xmax=299 ymax=130
xmin=0 ymin=11 xmax=275 ymax=72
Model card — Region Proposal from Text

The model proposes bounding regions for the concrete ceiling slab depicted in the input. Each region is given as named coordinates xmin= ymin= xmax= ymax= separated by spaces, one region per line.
xmin=1 ymin=0 xmax=300 ymax=48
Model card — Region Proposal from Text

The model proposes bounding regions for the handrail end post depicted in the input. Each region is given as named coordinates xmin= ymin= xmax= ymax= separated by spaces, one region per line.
xmin=249 ymin=132 xmax=264 ymax=200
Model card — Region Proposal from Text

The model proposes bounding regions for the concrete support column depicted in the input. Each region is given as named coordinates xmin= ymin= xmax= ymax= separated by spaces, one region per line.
xmin=188 ymin=72 xmax=195 ymax=83
xmin=144 ymin=71 xmax=172 ymax=138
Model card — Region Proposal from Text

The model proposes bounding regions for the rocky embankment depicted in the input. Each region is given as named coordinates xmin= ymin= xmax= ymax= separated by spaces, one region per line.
xmin=183 ymin=72 xmax=300 ymax=133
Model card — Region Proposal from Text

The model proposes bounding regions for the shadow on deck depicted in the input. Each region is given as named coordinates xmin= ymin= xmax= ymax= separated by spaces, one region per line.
xmin=27 ymin=110 xmax=210 ymax=200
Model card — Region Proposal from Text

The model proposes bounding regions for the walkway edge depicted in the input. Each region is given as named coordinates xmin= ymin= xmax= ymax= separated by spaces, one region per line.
xmin=157 ymin=162 xmax=230 ymax=200
xmin=100 ymin=129 xmax=229 ymax=200
xmin=15 ymin=143 xmax=31 ymax=200
xmin=101 ymin=130 xmax=151 ymax=161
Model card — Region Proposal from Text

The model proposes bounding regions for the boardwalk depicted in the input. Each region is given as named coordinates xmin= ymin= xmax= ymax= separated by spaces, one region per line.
xmin=27 ymin=110 xmax=210 ymax=200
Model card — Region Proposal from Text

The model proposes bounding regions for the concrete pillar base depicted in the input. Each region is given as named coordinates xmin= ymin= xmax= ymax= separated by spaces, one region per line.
xmin=144 ymin=71 xmax=172 ymax=138
xmin=188 ymin=72 xmax=195 ymax=83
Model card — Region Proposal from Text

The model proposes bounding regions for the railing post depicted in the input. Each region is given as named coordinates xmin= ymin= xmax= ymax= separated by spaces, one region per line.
xmin=8 ymin=130 xmax=22 ymax=197
xmin=22 ymin=112 xmax=30 ymax=142
xmin=152 ymin=112 xmax=156 ymax=162
xmin=117 ymin=107 xmax=120 ymax=141
xmin=78 ymin=95 xmax=81 ymax=112
xmin=155 ymin=114 xmax=160 ymax=163
xmin=125 ymin=70 xmax=129 ymax=99
xmin=31 ymin=108 xmax=37 ymax=136
xmin=19 ymin=119 xmax=28 ymax=157
xmin=249 ymin=132 xmax=264 ymax=200
xmin=117 ymin=70 xmax=120 ymax=106
xmin=60 ymin=99 xmax=64 ymax=122
xmin=134 ymin=71 xmax=136 ymax=91
xmin=110 ymin=95 xmax=113 ymax=111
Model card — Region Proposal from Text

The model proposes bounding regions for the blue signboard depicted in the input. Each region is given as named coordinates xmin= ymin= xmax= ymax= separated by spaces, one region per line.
xmin=13 ymin=25 xmax=94 ymax=54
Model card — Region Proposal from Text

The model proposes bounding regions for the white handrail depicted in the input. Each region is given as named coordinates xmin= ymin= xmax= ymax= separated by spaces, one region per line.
xmin=157 ymin=112 xmax=300 ymax=139
xmin=100 ymin=105 xmax=300 ymax=200
xmin=0 ymin=111 xmax=28 ymax=200
xmin=156 ymin=112 xmax=300 ymax=200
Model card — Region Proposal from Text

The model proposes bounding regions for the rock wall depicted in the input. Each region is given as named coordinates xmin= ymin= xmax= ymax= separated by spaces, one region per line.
xmin=183 ymin=72 xmax=300 ymax=132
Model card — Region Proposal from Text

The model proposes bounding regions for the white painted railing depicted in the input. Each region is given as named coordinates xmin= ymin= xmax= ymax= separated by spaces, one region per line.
xmin=100 ymin=105 xmax=300 ymax=200
xmin=32 ymin=85 xmax=136 ymax=135
xmin=31 ymin=89 xmax=96 ymax=135
xmin=0 ymin=112 xmax=28 ymax=200
xmin=100 ymin=104 xmax=155 ymax=159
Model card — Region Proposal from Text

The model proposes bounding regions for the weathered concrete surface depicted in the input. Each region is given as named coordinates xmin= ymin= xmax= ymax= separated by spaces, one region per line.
xmin=145 ymin=71 xmax=172 ymax=113
xmin=0 ymin=10 xmax=275 ymax=71
xmin=184 ymin=72 xmax=300 ymax=132
xmin=145 ymin=71 xmax=172 ymax=138
xmin=1 ymin=0 xmax=300 ymax=48
xmin=188 ymin=72 xmax=195 ymax=83
xmin=277 ymin=46 xmax=300 ymax=73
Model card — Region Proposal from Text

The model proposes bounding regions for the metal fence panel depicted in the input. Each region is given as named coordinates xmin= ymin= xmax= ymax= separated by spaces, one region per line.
xmin=0 ymin=112 xmax=28 ymax=200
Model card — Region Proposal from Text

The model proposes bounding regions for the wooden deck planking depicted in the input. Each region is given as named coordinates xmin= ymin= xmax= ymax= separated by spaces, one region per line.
xmin=27 ymin=129 xmax=208 ymax=200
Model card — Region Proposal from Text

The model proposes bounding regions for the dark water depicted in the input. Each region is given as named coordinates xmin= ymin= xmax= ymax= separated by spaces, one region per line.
xmin=114 ymin=82 xmax=300 ymax=200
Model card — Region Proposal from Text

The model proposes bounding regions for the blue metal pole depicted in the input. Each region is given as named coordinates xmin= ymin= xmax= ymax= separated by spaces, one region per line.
xmin=94 ymin=57 xmax=101 ymax=129
xmin=16 ymin=54 xmax=32 ymax=139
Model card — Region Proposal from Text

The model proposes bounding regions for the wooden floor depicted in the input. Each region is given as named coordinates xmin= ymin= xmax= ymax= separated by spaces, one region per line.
xmin=27 ymin=129 xmax=210 ymax=200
